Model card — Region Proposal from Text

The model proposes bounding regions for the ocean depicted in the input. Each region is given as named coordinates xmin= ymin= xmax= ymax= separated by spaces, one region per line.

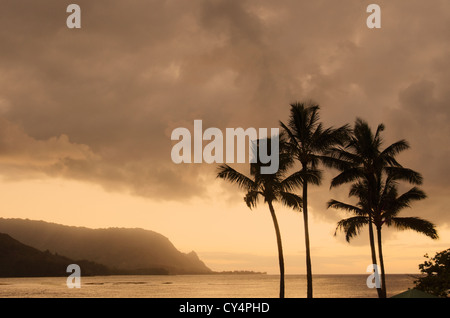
xmin=0 ymin=274 xmax=416 ymax=298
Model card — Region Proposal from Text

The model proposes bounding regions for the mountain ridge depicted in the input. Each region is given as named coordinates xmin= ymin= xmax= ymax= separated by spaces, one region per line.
xmin=0 ymin=218 xmax=212 ymax=275
xmin=0 ymin=232 xmax=113 ymax=277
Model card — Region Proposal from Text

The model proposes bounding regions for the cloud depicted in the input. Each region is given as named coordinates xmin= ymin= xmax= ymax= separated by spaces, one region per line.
xmin=0 ymin=117 xmax=96 ymax=178
xmin=0 ymin=0 xmax=449 ymax=226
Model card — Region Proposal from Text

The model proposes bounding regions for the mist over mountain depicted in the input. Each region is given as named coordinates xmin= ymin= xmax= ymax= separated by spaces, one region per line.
xmin=0 ymin=218 xmax=211 ymax=275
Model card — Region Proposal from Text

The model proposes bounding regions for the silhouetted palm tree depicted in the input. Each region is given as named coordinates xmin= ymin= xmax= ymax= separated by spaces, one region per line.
xmin=328 ymin=173 xmax=438 ymax=297
xmin=280 ymin=102 xmax=349 ymax=298
xmin=217 ymin=136 xmax=303 ymax=298
xmin=328 ymin=118 xmax=435 ymax=297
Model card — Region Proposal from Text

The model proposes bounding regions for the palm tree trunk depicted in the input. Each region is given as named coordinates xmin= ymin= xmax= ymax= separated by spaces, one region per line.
xmin=302 ymin=177 xmax=313 ymax=298
xmin=268 ymin=201 xmax=285 ymax=298
xmin=368 ymin=218 xmax=382 ymax=298
xmin=376 ymin=226 xmax=387 ymax=298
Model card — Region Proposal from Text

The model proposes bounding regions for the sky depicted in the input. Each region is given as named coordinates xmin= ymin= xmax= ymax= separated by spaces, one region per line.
xmin=0 ymin=0 xmax=449 ymax=275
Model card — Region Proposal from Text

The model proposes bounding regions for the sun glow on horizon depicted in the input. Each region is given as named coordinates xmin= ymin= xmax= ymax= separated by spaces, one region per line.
xmin=0 ymin=177 xmax=447 ymax=275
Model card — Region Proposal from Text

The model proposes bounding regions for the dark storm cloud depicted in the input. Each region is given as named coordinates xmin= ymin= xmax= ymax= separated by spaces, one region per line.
xmin=0 ymin=1 xmax=449 ymax=222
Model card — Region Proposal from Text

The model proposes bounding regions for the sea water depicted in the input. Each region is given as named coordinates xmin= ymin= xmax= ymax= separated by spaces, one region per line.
xmin=0 ymin=274 xmax=416 ymax=298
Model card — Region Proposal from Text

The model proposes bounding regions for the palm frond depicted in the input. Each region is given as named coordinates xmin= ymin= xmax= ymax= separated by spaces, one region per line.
xmin=388 ymin=217 xmax=438 ymax=239
xmin=383 ymin=140 xmax=409 ymax=154
xmin=384 ymin=167 xmax=423 ymax=185
xmin=383 ymin=187 xmax=427 ymax=216
xmin=217 ymin=165 xmax=256 ymax=190
xmin=330 ymin=167 xmax=364 ymax=188
xmin=279 ymin=192 xmax=303 ymax=212
xmin=279 ymin=121 xmax=297 ymax=145
xmin=319 ymin=154 xmax=352 ymax=171
xmin=327 ymin=199 xmax=364 ymax=215
xmin=311 ymin=124 xmax=351 ymax=153
xmin=335 ymin=216 xmax=369 ymax=242
xmin=397 ymin=187 xmax=427 ymax=203
xmin=348 ymin=180 xmax=369 ymax=198
xmin=381 ymin=140 xmax=409 ymax=160
xmin=244 ymin=190 xmax=260 ymax=209
xmin=374 ymin=123 xmax=385 ymax=142
xmin=300 ymin=168 xmax=323 ymax=186
xmin=279 ymin=170 xmax=303 ymax=192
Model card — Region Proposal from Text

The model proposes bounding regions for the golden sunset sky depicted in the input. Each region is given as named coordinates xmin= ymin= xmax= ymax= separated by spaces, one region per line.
xmin=0 ymin=0 xmax=448 ymax=274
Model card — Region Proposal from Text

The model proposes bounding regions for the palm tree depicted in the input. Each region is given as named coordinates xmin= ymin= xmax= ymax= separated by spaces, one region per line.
xmin=328 ymin=178 xmax=382 ymax=296
xmin=328 ymin=173 xmax=438 ymax=297
xmin=328 ymin=118 xmax=435 ymax=297
xmin=280 ymin=101 xmax=349 ymax=298
xmin=217 ymin=136 xmax=303 ymax=298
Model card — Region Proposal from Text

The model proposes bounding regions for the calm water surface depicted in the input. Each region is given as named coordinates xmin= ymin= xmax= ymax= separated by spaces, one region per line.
xmin=0 ymin=274 xmax=416 ymax=298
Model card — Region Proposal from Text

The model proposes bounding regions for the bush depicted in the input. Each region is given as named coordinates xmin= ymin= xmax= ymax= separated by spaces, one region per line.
xmin=414 ymin=248 xmax=450 ymax=298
